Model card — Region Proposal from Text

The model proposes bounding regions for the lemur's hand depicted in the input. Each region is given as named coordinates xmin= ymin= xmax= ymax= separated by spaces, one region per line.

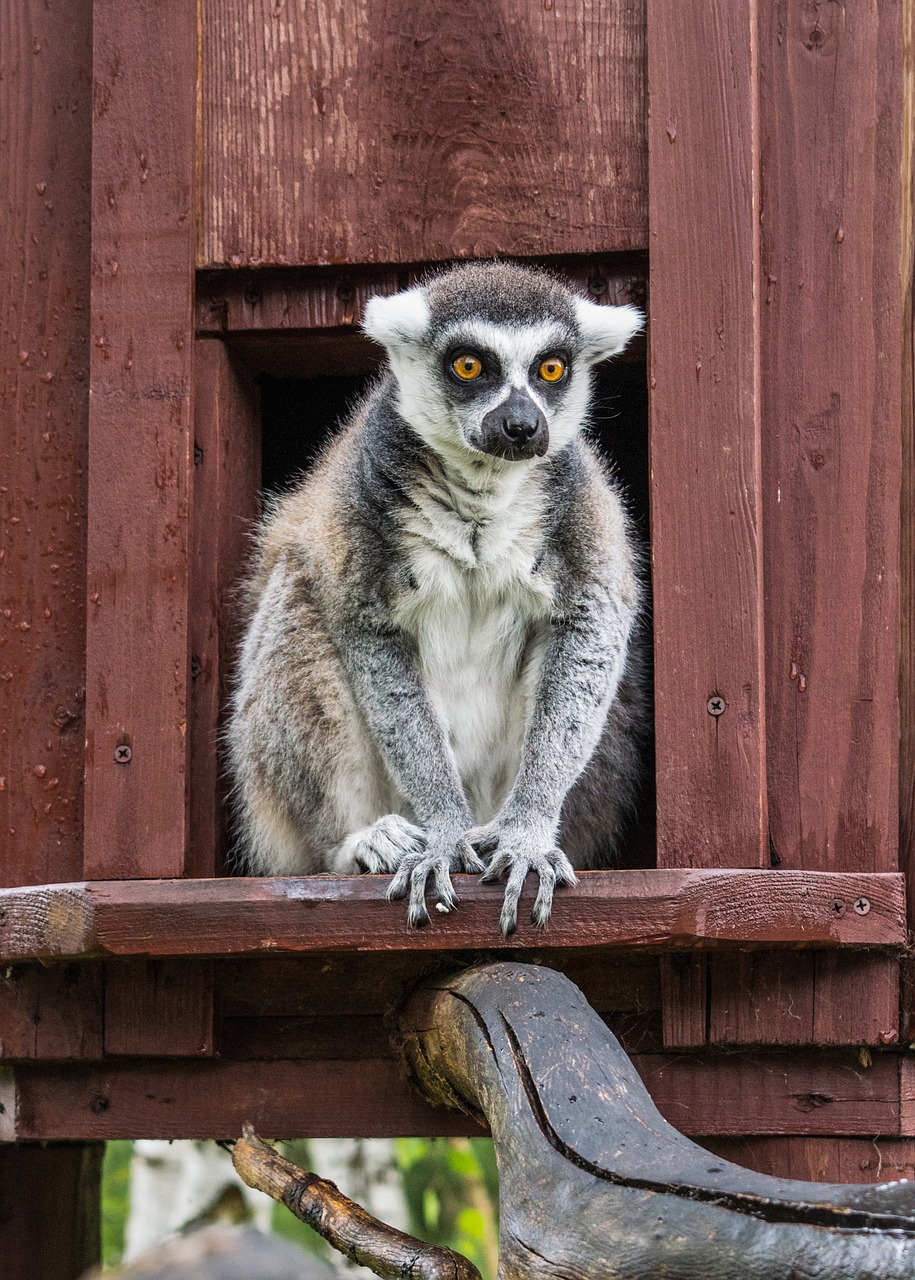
xmin=387 ymin=826 xmax=485 ymax=928
xmin=465 ymin=819 xmax=577 ymax=935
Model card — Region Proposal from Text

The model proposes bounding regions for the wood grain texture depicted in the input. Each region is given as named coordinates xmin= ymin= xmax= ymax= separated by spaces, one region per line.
xmin=0 ymin=1142 xmax=102 ymax=1280
xmin=83 ymin=0 xmax=197 ymax=877
xmin=6 ymin=1050 xmax=906 ymax=1142
xmin=702 ymin=1137 xmax=915 ymax=1186
xmin=0 ymin=963 xmax=102 ymax=1060
xmin=759 ymin=1 xmax=902 ymax=874
xmin=0 ymin=0 xmax=92 ymax=887
xmin=647 ymin=0 xmax=766 ymax=870
xmin=189 ymin=342 xmax=260 ymax=877
xmin=199 ymin=0 xmax=646 ymax=268
xmin=0 ymin=870 xmax=904 ymax=961
xmin=104 ymin=958 xmax=214 ymax=1057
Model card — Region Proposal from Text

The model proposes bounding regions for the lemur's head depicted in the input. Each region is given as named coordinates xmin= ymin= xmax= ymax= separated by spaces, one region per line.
xmin=363 ymin=261 xmax=642 ymax=467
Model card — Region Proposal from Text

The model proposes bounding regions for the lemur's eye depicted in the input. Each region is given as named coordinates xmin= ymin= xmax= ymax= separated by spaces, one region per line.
xmin=452 ymin=354 xmax=483 ymax=381
xmin=538 ymin=356 xmax=567 ymax=383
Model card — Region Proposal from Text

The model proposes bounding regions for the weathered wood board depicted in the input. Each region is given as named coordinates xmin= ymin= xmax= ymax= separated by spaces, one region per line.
xmin=199 ymin=0 xmax=647 ymax=267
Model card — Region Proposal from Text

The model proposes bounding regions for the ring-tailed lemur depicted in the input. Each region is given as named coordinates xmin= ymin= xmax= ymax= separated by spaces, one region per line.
xmin=228 ymin=262 xmax=647 ymax=934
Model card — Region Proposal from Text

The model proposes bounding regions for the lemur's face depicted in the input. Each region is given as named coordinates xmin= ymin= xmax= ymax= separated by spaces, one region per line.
xmin=363 ymin=263 xmax=643 ymax=470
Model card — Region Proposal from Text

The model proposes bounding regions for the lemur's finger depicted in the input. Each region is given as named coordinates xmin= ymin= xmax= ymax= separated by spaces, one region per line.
xmin=386 ymin=858 xmax=412 ymax=901
xmin=432 ymin=858 xmax=458 ymax=913
xmin=552 ymin=849 xmax=578 ymax=888
xmin=531 ymin=863 xmax=557 ymax=928
xmin=464 ymin=827 xmax=500 ymax=856
xmin=481 ymin=848 xmax=511 ymax=883
xmin=455 ymin=837 xmax=485 ymax=874
xmin=499 ymin=859 xmax=530 ymax=936
xmin=405 ymin=863 xmax=432 ymax=928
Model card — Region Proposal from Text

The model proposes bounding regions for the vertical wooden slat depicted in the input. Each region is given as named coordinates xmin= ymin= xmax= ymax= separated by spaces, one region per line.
xmin=0 ymin=0 xmax=92 ymax=887
xmin=83 ymin=0 xmax=198 ymax=878
xmin=901 ymin=0 xmax=915 ymax=1039
xmin=105 ymin=959 xmax=214 ymax=1057
xmin=0 ymin=964 xmax=103 ymax=1060
xmin=0 ymin=1142 xmax=102 ymax=1280
xmin=761 ymin=3 xmax=902 ymax=876
xmin=189 ymin=341 xmax=261 ymax=877
xmin=647 ymin=0 xmax=767 ymax=871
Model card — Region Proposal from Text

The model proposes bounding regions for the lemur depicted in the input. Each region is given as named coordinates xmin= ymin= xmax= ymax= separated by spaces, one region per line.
xmin=228 ymin=261 xmax=647 ymax=934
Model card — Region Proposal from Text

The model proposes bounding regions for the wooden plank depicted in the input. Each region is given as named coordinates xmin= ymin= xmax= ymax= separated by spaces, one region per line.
xmin=0 ymin=964 xmax=103 ymax=1060
xmin=199 ymin=0 xmax=646 ymax=268
xmin=903 ymin=0 xmax=915 ymax=1040
xmin=0 ymin=1142 xmax=102 ymax=1280
xmin=759 ymin=0 xmax=902 ymax=874
xmin=217 ymin=951 xmax=662 ymax=1019
xmin=0 ymin=0 xmax=92 ymax=888
xmin=0 ymin=870 xmax=904 ymax=962
xmin=702 ymin=1137 xmax=915 ymax=1184
xmin=104 ymin=958 xmax=213 ymax=1058
xmin=83 ymin=0 xmax=197 ymax=878
xmin=660 ymin=955 xmax=708 ymax=1049
xmin=647 ymin=0 xmax=766 ymax=870
xmin=189 ymin=342 xmax=261 ymax=877
xmin=8 ymin=1051 xmax=903 ymax=1141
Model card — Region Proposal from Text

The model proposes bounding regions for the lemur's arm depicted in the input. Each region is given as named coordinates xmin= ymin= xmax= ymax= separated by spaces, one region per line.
xmin=472 ymin=544 xmax=639 ymax=934
xmin=337 ymin=619 xmax=483 ymax=925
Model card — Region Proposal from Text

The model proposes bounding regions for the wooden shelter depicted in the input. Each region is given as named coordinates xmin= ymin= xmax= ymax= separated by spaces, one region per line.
xmin=1 ymin=0 xmax=914 ymax=1275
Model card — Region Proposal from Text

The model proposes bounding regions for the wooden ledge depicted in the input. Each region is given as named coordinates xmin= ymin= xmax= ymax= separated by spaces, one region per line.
xmin=0 ymin=870 xmax=905 ymax=962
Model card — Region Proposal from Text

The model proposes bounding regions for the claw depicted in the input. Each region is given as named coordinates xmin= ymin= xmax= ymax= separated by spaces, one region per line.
xmin=482 ymin=839 xmax=577 ymax=935
xmin=387 ymin=832 xmax=481 ymax=928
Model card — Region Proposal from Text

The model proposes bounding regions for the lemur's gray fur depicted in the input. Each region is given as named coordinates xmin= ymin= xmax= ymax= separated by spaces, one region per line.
xmin=228 ymin=262 xmax=647 ymax=934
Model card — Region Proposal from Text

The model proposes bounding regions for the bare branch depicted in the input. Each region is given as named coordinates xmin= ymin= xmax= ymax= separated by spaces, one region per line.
xmin=232 ymin=1126 xmax=483 ymax=1280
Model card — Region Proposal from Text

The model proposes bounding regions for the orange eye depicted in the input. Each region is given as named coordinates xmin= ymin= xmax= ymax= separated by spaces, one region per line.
xmin=538 ymin=356 xmax=567 ymax=383
xmin=452 ymin=354 xmax=483 ymax=381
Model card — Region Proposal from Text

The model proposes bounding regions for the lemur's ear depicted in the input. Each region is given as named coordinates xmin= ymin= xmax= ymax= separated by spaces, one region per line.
xmin=574 ymin=299 xmax=644 ymax=364
xmin=363 ymin=287 xmax=431 ymax=350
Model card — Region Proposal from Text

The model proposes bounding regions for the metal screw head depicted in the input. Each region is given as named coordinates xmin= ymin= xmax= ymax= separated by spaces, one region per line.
xmin=588 ymin=276 xmax=608 ymax=297
xmin=831 ymin=898 xmax=846 ymax=915
xmin=707 ymin=695 xmax=726 ymax=717
xmin=853 ymin=896 xmax=871 ymax=915
xmin=243 ymin=285 xmax=262 ymax=306
xmin=113 ymin=744 xmax=132 ymax=764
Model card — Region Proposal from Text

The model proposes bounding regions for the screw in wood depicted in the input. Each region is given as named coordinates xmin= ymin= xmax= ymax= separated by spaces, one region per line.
xmin=243 ymin=285 xmax=262 ymax=306
xmin=113 ymin=744 xmax=132 ymax=764
xmin=853 ymin=896 xmax=871 ymax=915
xmin=588 ymin=276 xmax=608 ymax=297
xmin=831 ymin=898 xmax=846 ymax=915
xmin=706 ymin=695 xmax=726 ymax=717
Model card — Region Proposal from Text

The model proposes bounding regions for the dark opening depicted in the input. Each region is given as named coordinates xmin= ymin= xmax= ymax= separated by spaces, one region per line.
xmin=257 ymin=352 xmax=655 ymax=869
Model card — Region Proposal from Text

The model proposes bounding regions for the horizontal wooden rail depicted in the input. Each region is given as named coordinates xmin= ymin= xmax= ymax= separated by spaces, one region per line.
xmin=0 ymin=870 xmax=905 ymax=962
xmin=1 ymin=1049 xmax=908 ymax=1142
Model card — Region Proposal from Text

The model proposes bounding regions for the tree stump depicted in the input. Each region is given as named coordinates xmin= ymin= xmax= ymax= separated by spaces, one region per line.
xmin=393 ymin=961 xmax=915 ymax=1279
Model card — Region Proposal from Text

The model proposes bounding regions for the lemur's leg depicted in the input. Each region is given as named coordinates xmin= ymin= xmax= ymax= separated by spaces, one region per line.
xmin=336 ymin=623 xmax=484 ymax=925
xmin=467 ymin=583 xmax=637 ymax=934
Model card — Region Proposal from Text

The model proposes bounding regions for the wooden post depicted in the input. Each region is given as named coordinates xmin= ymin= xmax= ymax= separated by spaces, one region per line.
xmin=0 ymin=0 xmax=92 ymax=888
xmin=0 ymin=1143 xmax=102 ymax=1280
xmin=647 ymin=0 xmax=767 ymax=872
xmin=84 ymin=0 xmax=198 ymax=879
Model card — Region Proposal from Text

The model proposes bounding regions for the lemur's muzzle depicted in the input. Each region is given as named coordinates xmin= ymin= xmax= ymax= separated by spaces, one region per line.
xmin=479 ymin=388 xmax=549 ymax=460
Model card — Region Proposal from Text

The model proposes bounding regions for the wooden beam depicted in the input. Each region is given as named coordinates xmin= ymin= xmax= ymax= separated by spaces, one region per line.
xmin=5 ymin=1050 xmax=904 ymax=1141
xmin=83 ymin=0 xmax=197 ymax=878
xmin=0 ymin=1142 xmax=102 ymax=1280
xmin=199 ymin=0 xmax=647 ymax=267
xmin=0 ymin=0 xmax=92 ymax=887
xmin=647 ymin=0 xmax=766 ymax=871
xmin=0 ymin=870 xmax=904 ymax=962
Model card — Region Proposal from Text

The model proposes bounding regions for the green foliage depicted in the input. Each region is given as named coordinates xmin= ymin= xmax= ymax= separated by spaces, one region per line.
xmin=100 ymin=1140 xmax=134 ymax=1267
xmin=395 ymin=1138 xmax=499 ymax=1278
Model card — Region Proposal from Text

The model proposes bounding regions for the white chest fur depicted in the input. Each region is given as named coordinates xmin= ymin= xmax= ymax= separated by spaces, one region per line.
xmin=394 ymin=465 xmax=554 ymax=823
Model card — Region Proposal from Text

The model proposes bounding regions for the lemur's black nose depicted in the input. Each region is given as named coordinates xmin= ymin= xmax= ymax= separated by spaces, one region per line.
xmin=480 ymin=388 xmax=549 ymax=460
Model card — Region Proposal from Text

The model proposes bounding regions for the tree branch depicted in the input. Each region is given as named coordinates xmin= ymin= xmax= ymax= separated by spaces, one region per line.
xmin=232 ymin=1126 xmax=483 ymax=1280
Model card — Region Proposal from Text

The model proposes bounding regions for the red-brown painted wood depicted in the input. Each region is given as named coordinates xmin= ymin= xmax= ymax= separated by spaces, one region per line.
xmin=104 ymin=958 xmax=214 ymax=1057
xmin=647 ymin=0 xmax=766 ymax=872
xmin=83 ymin=0 xmax=197 ymax=878
xmin=0 ymin=964 xmax=102 ymax=1060
xmin=199 ymin=0 xmax=647 ymax=268
xmin=760 ymin=1 xmax=902 ymax=879
xmin=0 ymin=1142 xmax=102 ymax=1280
xmin=0 ymin=0 xmax=92 ymax=888
xmin=7 ymin=1050 xmax=904 ymax=1141
xmin=0 ymin=870 xmax=904 ymax=962
xmin=189 ymin=341 xmax=261 ymax=877
xmin=702 ymin=1137 xmax=915 ymax=1186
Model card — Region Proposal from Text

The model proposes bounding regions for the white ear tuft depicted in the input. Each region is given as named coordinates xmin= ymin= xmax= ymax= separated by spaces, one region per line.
xmin=362 ymin=287 xmax=431 ymax=350
xmin=574 ymin=299 xmax=644 ymax=364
